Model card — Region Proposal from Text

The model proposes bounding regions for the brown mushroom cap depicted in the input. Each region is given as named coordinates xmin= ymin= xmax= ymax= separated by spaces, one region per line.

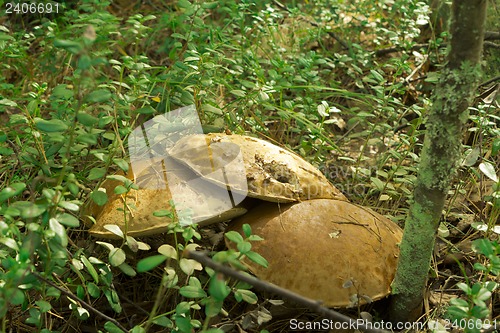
xmin=82 ymin=159 xmax=249 ymax=239
xmin=168 ymin=133 xmax=347 ymax=203
xmin=225 ymin=199 xmax=403 ymax=307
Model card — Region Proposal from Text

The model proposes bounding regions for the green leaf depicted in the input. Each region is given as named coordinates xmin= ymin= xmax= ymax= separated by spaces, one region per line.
xmin=0 ymin=183 xmax=26 ymax=202
xmin=179 ymin=258 xmax=202 ymax=276
xmin=78 ymin=54 xmax=92 ymax=70
xmin=370 ymin=69 xmax=385 ymax=83
xmin=51 ymin=84 xmax=74 ymax=99
xmin=152 ymin=316 xmax=172 ymax=327
xmin=81 ymin=255 xmax=99 ymax=284
xmin=26 ymin=308 xmax=41 ymax=325
xmin=475 ymin=286 xmax=492 ymax=301
xmin=131 ymin=325 xmax=148 ymax=333
xmin=479 ymin=162 xmax=498 ymax=182
xmin=242 ymin=224 xmax=252 ymax=238
xmin=237 ymin=241 xmax=251 ymax=254
xmin=10 ymin=288 xmax=25 ymax=305
xmin=201 ymin=1 xmax=219 ymax=9
xmin=58 ymin=200 xmax=79 ymax=211
xmin=88 ymin=167 xmax=106 ymax=180
xmin=118 ymin=262 xmax=136 ymax=277
xmin=135 ymin=106 xmax=156 ymax=114
xmin=54 ymin=39 xmax=83 ymax=54
xmin=91 ymin=190 xmax=108 ymax=206
xmin=34 ymin=118 xmax=68 ymax=132
xmin=103 ymin=225 xmax=124 ymax=238
xmin=96 ymin=241 xmax=115 ymax=251
xmin=370 ymin=177 xmax=385 ymax=191
xmin=174 ymin=315 xmax=192 ymax=333
xmin=13 ymin=201 xmax=46 ymax=219
xmin=230 ymin=90 xmax=246 ymax=97
xmin=225 ymin=231 xmax=244 ymax=244
xmin=462 ymin=147 xmax=480 ymax=167
xmin=114 ymin=185 xmax=128 ymax=195
xmin=245 ymin=251 xmax=268 ymax=268
xmin=104 ymin=321 xmax=126 ymax=333
xmin=201 ymin=104 xmax=223 ymax=115
xmin=158 ymin=244 xmax=177 ymax=259
xmin=208 ymin=274 xmax=230 ymax=301
xmin=0 ymin=237 xmax=19 ymax=251
xmin=473 ymin=239 xmax=495 ymax=257
xmin=137 ymin=255 xmax=167 ymax=272
xmin=87 ymin=282 xmax=100 ymax=298
xmin=76 ymin=133 xmax=98 ymax=145
xmin=113 ymin=158 xmax=129 ymax=172
xmin=203 ymin=297 xmax=223 ymax=318
xmin=126 ymin=236 xmax=139 ymax=252
xmin=107 ymin=175 xmax=130 ymax=184
xmin=179 ymin=285 xmax=207 ymax=298
xmin=456 ymin=282 xmax=470 ymax=294
xmin=49 ymin=218 xmax=68 ymax=247
xmin=85 ymin=89 xmax=112 ymax=103
xmin=248 ymin=235 xmax=264 ymax=241
xmin=473 ymin=262 xmax=488 ymax=271
xmin=77 ymin=112 xmax=99 ymax=126
xmin=57 ymin=213 xmax=80 ymax=227
xmin=36 ymin=300 xmax=52 ymax=313
xmin=45 ymin=287 xmax=60 ymax=298
xmin=109 ymin=248 xmax=126 ymax=267
xmin=0 ymin=147 xmax=14 ymax=155
xmin=234 ymin=289 xmax=258 ymax=304
xmin=153 ymin=209 xmax=174 ymax=218
xmin=104 ymin=289 xmax=122 ymax=313
xmin=492 ymin=138 xmax=500 ymax=157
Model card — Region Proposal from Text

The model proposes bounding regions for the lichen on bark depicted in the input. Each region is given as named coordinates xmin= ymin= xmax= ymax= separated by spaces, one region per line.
xmin=388 ymin=0 xmax=487 ymax=323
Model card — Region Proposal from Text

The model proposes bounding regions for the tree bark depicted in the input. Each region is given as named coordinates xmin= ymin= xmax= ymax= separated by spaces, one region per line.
xmin=388 ymin=0 xmax=488 ymax=323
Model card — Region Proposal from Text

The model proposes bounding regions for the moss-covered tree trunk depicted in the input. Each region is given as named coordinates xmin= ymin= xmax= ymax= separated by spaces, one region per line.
xmin=388 ymin=0 xmax=488 ymax=323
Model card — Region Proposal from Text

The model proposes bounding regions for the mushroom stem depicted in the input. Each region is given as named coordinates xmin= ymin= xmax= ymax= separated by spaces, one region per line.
xmin=186 ymin=250 xmax=391 ymax=333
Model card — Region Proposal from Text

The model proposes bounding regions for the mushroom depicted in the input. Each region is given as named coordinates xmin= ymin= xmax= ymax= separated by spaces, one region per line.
xmin=168 ymin=133 xmax=347 ymax=203
xmin=225 ymin=199 xmax=403 ymax=307
xmin=82 ymin=158 xmax=249 ymax=239
xmin=83 ymin=133 xmax=348 ymax=238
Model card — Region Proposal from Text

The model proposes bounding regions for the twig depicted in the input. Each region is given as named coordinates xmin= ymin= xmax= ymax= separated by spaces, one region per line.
xmin=32 ymin=271 xmax=129 ymax=333
xmin=186 ymin=251 xmax=391 ymax=333
xmin=479 ymin=76 xmax=500 ymax=88
xmin=484 ymin=31 xmax=500 ymax=41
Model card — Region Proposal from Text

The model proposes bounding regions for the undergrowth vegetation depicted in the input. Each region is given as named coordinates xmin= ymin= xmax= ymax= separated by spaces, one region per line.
xmin=0 ymin=0 xmax=498 ymax=332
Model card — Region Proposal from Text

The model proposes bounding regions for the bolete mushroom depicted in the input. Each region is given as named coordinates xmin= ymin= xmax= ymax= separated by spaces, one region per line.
xmin=168 ymin=133 xmax=347 ymax=203
xmin=83 ymin=158 xmax=249 ymax=238
xmin=225 ymin=199 xmax=403 ymax=307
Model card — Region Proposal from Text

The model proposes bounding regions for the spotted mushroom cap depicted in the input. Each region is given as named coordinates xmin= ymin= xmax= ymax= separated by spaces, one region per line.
xmin=168 ymin=133 xmax=347 ymax=203
xmin=225 ymin=199 xmax=403 ymax=307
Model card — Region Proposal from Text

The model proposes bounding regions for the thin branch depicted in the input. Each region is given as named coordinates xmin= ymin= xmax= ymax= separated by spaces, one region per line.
xmin=186 ymin=251 xmax=391 ymax=333
xmin=32 ymin=271 xmax=129 ymax=333
xmin=479 ymin=76 xmax=500 ymax=88
xmin=484 ymin=31 xmax=500 ymax=41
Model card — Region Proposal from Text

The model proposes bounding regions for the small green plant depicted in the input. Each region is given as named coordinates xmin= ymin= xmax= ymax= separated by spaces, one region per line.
xmin=446 ymin=238 xmax=500 ymax=333
xmin=133 ymin=222 xmax=267 ymax=332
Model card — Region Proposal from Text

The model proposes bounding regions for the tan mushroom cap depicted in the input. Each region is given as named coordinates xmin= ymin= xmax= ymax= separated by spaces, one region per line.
xmin=168 ymin=133 xmax=347 ymax=203
xmin=83 ymin=159 xmax=249 ymax=239
xmin=225 ymin=199 xmax=403 ymax=307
